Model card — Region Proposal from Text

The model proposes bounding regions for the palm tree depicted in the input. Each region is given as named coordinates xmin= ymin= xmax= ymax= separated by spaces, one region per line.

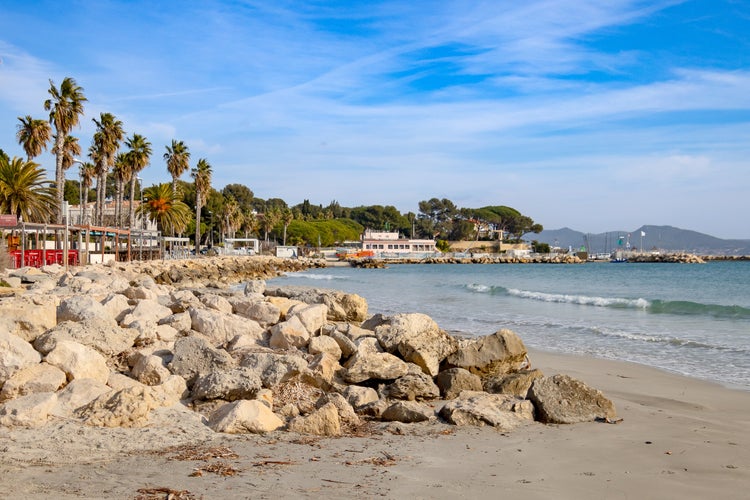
xmin=44 ymin=77 xmax=87 ymax=224
xmin=90 ymin=112 xmax=124 ymax=226
xmin=0 ymin=156 xmax=56 ymax=223
xmin=220 ymin=196 xmax=242 ymax=241
xmin=164 ymin=139 xmax=190 ymax=198
xmin=113 ymin=152 xmax=130 ymax=228
xmin=80 ymin=161 xmax=96 ymax=225
xmin=124 ymin=134 xmax=152 ymax=228
xmin=137 ymin=183 xmax=190 ymax=236
xmin=191 ymin=158 xmax=212 ymax=254
xmin=281 ymin=207 xmax=294 ymax=246
xmin=16 ymin=116 xmax=52 ymax=161
xmin=261 ymin=206 xmax=281 ymax=243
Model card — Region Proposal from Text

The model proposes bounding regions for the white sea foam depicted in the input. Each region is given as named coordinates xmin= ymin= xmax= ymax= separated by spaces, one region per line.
xmin=507 ymin=288 xmax=650 ymax=309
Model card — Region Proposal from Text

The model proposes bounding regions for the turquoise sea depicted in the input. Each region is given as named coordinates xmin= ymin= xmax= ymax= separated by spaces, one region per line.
xmin=268 ymin=261 xmax=750 ymax=391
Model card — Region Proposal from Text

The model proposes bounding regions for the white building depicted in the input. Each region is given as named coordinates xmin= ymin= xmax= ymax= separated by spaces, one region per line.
xmin=67 ymin=200 xmax=157 ymax=232
xmin=361 ymin=229 xmax=436 ymax=254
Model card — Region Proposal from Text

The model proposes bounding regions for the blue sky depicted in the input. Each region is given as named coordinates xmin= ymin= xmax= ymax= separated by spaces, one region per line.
xmin=1 ymin=0 xmax=749 ymax=239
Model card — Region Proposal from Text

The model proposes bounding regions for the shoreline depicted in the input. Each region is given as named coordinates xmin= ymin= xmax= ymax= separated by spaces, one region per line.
xmin=1 ymin=348 xmax=747 ymax=499
xmin=1 ymin=256 xmax=748 ymax=498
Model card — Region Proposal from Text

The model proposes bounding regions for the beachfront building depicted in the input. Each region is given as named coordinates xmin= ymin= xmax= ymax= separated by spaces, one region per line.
xmin=361 ymin=229 xmax=437 ymax=256
xmin=67 ymin=200 xmax=157 ymax=232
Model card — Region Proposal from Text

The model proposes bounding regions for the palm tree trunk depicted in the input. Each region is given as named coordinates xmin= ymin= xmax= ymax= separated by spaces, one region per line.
xmin=195 ymin=193 xmax=202 ymax=255
xmin=54 ymin=135 xmax=65 ymax=225
xmin=129 ymin=178 xmax=137 ymax=227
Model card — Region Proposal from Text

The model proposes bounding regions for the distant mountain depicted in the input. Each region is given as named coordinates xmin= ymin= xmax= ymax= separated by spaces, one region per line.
xmin=534 ymin=225 xmax=750 ymax=256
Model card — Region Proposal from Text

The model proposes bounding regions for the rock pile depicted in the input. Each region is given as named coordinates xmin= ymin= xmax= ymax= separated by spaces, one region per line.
xmin=0 ymin=257 xmax=616 ymax=436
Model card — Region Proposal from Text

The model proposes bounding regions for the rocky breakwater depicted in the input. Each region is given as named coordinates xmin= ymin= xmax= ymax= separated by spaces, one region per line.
xmin=0 ymin=262 xmax=617 ymax=439
xmin=626 ymin=253 xmax=705 ymax=264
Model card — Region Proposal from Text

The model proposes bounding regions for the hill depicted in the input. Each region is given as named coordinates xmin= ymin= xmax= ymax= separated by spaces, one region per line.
xmin=534 ymin=225 xmax=750 ymax=256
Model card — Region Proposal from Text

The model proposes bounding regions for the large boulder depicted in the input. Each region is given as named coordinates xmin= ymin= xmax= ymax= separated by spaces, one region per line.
xmin=0 ymin=331 xmax=42 ymax=381
xmin=382 ymin=400 xmax=433 ymax=423
xmin=343 ymin=351 xmax=409 ymax=384
xmin=0 ymin=295 xmax=57 ymax=342
xmin=231 ymin=298 xmax=281 ymax=326
xmin=308 ymin=335 xmax=342 ymax=360
xmin=0 ymin=363 xmax=66 ymax=402
xmin=191 ymin=367 xmax=262 ymax=401
xmin=386 ymin=372 xmax=440 ymax=401
xmin=443 ymin=329 xmax=528 ymax=378
xmin=484 ymin=369 xmax=544 ymax=398
xmin=200 ymin=293 xmax=233 ymax=314
xmin=52 ymin=378 xmax=112 ymax=417
xmin=375 ymin=313 xmax=458 ymax=376
xmin=436 ymin=368 xmax=483 ymax=400
xmin=287 ymin=402 xmax=341 ymax=436
xmin=33 ymin=318 xmax=138 ymax=357
xmin=44 ymin=340 xmax=110 ymax=384
xmin=120 ymin=299 xmax=173 ymax=327
xmin=208 ymin=400 xmax=283 ymax=434
xmin=189 ymin=307 xmax=266 ymax=346
xmin=527 ymin=374 xmax=617 ymax=424
xmin=265 ymin=286 xmax=368 ymax=322
xmin=57 ymin=295 xmax=109 ymax=323
xmin=0 ymin=392 xmax=58 ymax=428
xmin=168 ymin=336 xmax=235 ymax=387
xmin=290 ymin=303 xmax=328 ymax=335
xmin=75 ymin=386 xmax=160 ymax=428
xmin=239 ymin=351 xmax=309 ymax=388
xmin=341 ymin=385 xmax=379 ymax=409
xmin=439 ymin=392 xmax=535 ymax=430
xmin=326 ymin=329 xmax=357 ymax=359
xmin=100 ymin=293 xmax=132 ymax=323
xmin=305 ymin=352 xmax=343 ymax=390
xmin=269 ymin=316 xmax=310 ymax=350
xmin=131 ymin=354 xmax=173 ymax=386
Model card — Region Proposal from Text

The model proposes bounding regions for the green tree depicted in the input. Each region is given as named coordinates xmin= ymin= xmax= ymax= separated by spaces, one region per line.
xmin=191 ymin=158 xmax=212 ymax=253
xmin=124 ymin=134 xmax=152 ymax=228
xmin=44 ymin=77 xmax=87 ymax=224
xmin=164 ymin=139 xmax=190 ymax=197
xmin=137 ymin=183 xmax=191 ymax=235
xmin=90 ymin=112 xmax=124 ymax=225
xmin=418 ymin=197 xmax=457 ymax=238
xmin=16 ymin=115 xmax=52 ymax=161
xmin=222 ymin=184 xmax=254 ymax=210
xmin=0 ymin=157 xmax=56 ymax=223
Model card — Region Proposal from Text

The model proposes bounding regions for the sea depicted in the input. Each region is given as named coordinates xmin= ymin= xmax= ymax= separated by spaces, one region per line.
xmin=267 ymin=261 xmax=750 ymax=391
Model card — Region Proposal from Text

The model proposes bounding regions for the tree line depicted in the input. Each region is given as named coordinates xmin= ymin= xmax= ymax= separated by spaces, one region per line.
xmin=1 ymin=76 xmax=542 ymax=252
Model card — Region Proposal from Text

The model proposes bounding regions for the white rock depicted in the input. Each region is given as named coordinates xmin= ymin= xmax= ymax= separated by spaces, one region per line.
xmin=45 ymin=340 xmax=110 ymax=384
xmin=0 ymin=363 xmax=66 ymax=402
xmin=0 ymin=331 xmax=42 ymax=381
xmin=208 ymin=400 xmax=283 ymax=434
xmin=0 ymin=392 xmax=58 ymax=428
xmin=269 ymin=315 xmax=310 ymax=349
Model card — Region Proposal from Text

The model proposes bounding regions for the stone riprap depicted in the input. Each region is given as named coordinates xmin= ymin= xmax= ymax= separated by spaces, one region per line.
xmin=0 ymin=256 xmax=616 ymax=436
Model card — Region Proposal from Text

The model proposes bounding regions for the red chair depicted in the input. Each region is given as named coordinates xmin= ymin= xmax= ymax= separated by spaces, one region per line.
xmin=25 ymin=250 xmax=42 ymax=267
xmin=68 ymin=250 xmax=79 ymax=266
xmin=44 ymin=250 xmax=58 ymax=266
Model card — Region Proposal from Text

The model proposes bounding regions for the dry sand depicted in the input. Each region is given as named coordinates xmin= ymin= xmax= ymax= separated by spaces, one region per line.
xmin=1 ymin=348 xmax=747 ymax=499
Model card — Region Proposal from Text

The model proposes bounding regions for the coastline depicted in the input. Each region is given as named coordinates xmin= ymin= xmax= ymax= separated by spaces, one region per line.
xmin=1 ymin=257 xmax=748 ymax=498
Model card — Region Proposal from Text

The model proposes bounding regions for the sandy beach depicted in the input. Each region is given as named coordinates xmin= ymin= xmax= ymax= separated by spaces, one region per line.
xmin=1 ymin=346 xmax=747 ymax=499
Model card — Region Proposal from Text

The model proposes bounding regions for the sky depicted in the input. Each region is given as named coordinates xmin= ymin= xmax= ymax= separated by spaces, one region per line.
xmin=1 ymin=0 xmax=749 ymax=239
